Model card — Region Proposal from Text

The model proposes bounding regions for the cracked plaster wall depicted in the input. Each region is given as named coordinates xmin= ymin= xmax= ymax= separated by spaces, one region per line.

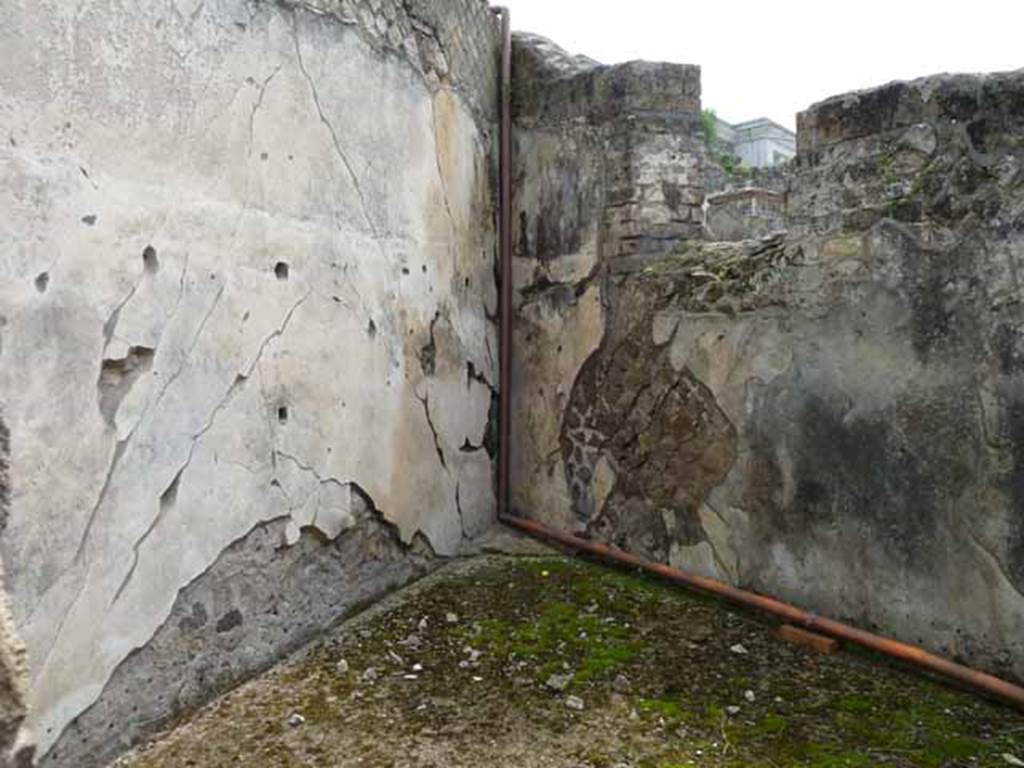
xmin=512 ymin=33 xmax=1024 ymax=685
xmin=0 ymin=0 xmax=499 ymax=763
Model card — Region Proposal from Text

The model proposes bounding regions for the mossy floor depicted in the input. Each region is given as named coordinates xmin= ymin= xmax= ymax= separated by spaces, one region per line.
xmin=116 ymin=554 xmax=1024 ymax=768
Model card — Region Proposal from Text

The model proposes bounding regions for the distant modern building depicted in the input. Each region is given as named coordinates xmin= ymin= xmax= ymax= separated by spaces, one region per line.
xmin=715 ymin=116 xmax=795 ymax=168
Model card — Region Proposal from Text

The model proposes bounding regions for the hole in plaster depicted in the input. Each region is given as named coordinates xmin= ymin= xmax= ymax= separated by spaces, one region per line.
xmin=160 ymin=468 xmax=182 ymax=510
xmin=367 ymin=318 xmax=377 ymax=337
xmin=278 ymin=405 xmax=288 ymax=424
xmin=34 ymin=272 xmax=49 ymax=293
xmin=402 ymin=267 xmax=410 ymax=275
xmin=97 ymin=346 xmax=156 ymax=427
xmin=142 ymin=245 xmax=159 ymax=273
xmin=275 ymin=261 xmax=289 ymax=281
xmin=81 ymin=214 xmax=97 ymax=226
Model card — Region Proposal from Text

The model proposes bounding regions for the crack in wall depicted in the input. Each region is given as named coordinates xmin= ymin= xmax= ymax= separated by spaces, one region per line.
xmin=141 ymin=283 xmax=225 ymax=427
xmin=430 ymin=93 xmax=458 ymax=255
xmin=40 ymin=291 xmax=312 ymax=668
xmin=290 ymin=12 xmax=380 ymax=242
xmin=247 ymin=63 xmax=283 ymax=157
xmin=111 ymin=468 xmax=183 ymax=607
xmin=415 ymin=392 xmax=447 ymax=471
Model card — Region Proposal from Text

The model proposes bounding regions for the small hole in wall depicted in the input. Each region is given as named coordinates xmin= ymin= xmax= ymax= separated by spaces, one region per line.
xmin=367 ymin=318 xmax=377 ymax=337
xmin=275 ymin=261 xmax=289 ymax=281
xmin=35 ymin=272 xmax=49 ymax=293
xmin=278 ymin=406 xmax=288 ymax=424
xmin=142 ymin=245 xmax=159 ymax=273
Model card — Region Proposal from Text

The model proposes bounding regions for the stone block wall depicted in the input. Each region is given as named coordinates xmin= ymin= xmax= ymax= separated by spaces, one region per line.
xmin=0 ymin=0 xmax=499 ymax=764
xmin=705 ymin=188 xmax=786 ymax=240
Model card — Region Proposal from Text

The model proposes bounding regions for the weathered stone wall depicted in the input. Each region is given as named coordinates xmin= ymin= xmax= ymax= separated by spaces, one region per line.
xmin=705 ymin=162 xmax=789 ymax=240
xmin=514 ymin=60 xmax=1024 ymax=683
xmin=509 ymin=34 xmax=706 ymax=525
xmin=0 ymin=0 xmax=499 ymax=764
xmin=705 ymin=188 xmax=786 ymax=240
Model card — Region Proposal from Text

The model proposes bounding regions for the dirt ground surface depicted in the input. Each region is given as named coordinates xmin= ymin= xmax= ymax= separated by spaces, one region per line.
xmin=115 ymin=550 xmax=1024 ymax=768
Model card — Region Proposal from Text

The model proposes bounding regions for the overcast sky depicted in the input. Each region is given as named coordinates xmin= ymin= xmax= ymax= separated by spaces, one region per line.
xmin=502 ymin=0 xmax=1023 ymax=129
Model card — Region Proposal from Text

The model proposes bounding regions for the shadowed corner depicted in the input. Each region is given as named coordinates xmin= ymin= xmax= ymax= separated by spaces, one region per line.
xmin=0 ymin=411 xmax=34 ymax=768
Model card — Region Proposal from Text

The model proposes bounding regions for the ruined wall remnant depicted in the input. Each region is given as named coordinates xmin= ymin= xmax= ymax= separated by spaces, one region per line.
xmin=509 ymin=33 xmax=706 ymax=528
xmin=514 ymin=47 xmax=1024 ymax=683
xmin=0 ymin=0 xmax=499 ymax=764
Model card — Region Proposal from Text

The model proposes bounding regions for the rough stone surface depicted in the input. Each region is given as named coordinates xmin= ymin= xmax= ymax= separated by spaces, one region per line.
xmin=0 ymin=415 xmax=31 ymax=768
xmin=514 ymin=61 xmax=1024 ymax=682
xmin=0 ymin=0 xmax=499 ymax=763
xmin=510 ymin=34 xmax=705 ymax=528
xmin=705 ymin=188 xmax=786 ymax=241
xmin=45 ymin=497 xmax=434 ymax=768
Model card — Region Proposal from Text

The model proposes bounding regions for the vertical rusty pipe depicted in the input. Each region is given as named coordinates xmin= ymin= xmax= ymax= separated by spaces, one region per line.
xmin=492 ymin=6 xmax=513 ymax=520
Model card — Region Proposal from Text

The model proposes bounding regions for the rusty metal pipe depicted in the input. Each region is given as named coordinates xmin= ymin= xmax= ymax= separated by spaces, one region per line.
xmin=499 ymin=513 xmax=1024 ymax=711
xmin=492 ymin=6 xmax=513 ymax=520
xmin=487 ymin=0 xmax=1024 ymax=717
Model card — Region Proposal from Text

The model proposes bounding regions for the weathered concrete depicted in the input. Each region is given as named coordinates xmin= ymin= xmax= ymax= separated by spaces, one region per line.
xmin=513 ymin=49 xmax=1024 ymax=684
xmin=0 ymin=0 xmax=499 ymax=763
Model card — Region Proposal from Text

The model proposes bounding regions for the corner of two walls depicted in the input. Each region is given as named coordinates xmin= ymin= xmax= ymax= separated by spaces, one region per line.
xmin=0 ymin=0 xmax=500 ymax=765
xmin=511 ymin=33 xmax=1024 ymax=688
xmin=0 ymin=415 xmax=32 ymax=768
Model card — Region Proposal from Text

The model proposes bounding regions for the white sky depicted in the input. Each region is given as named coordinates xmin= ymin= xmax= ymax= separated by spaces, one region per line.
xmin=502 ymin=0 xmax=1024 ymax=130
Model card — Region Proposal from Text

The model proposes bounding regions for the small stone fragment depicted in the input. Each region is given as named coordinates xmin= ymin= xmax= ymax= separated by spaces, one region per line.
xmin=726 ymin=705 xmax=741 ymax=716
xmin=565 ymin=695 xmax=585 ymax=711
xmin=445 ymin=611 xmax=459 ymax=624
xmin=1003 ymin=755 xmax=1024 ymax=767
xmin=612 ymin=673 xmax=631 ymax=694
xmin=744 ymin=689 xmax=756 ymax=703
xmin=411 ymin=663 xmax=423 ymax=672
xmin=362 ymin=667 xmax=379 ymax=683
xmin=336 ymin=658 xmax=350 ymax=675
xmin=545 ymin=673 xmax=572 ymax=692
xmin=729 ymin=643 xmax=749 ymax=655
xmin=287 ymin=713 xmax=305 ymax=727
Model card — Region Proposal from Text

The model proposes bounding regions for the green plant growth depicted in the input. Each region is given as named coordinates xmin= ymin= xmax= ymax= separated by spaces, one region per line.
xmin=701 ymin=108 xmax=718 ymax=147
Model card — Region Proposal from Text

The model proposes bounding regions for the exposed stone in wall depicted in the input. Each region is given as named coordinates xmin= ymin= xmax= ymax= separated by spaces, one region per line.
xmin=705 ymin=188 xmax=786 ymax=241
xmin=704 ymin=162 xmax=790 ymax=241
xmin=0 ymin=415 xmax=31 ymax=768
xmin=275 ymin=0 xmax=498 ymax=125
xmin=510 ymin=33 xmax=706 ymax=524
xmin=515 ymin=59 xmax=1024 ymax=683
xmin=45 ymin=494 xmax=433 ymax=768
xmin=0 ymin=0 xmax=499 ymax=763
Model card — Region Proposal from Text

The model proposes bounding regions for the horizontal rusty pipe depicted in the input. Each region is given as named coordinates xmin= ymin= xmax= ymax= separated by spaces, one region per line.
xmin=487 ymin=0 xmax=1024 ymax=719
xmin=500 ymin=513 xmax=1024 ymax=711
